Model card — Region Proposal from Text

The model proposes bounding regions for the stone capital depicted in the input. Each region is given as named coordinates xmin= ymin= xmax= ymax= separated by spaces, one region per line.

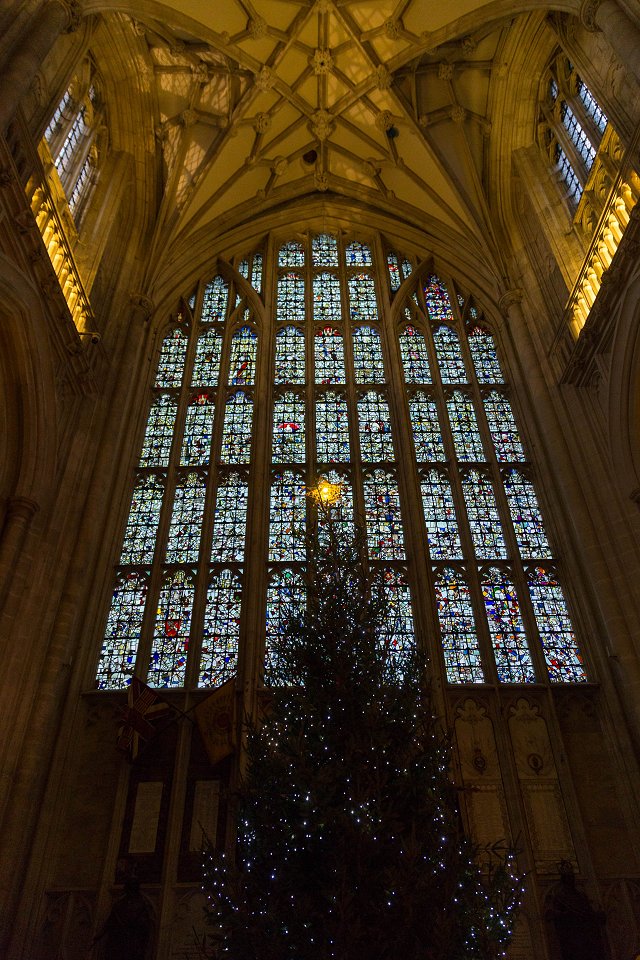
xmin=579 ymin=0 xmax=602 ymax=32
xmin=59 ymin=0 xmax=84 ymax=33
xmin=129 ymin=293 xmax=155 ymax=321
xmin=7 ymin=496 xmax=39 ymax=522
xmin=498 ymin=288 xmax=524 ymax=318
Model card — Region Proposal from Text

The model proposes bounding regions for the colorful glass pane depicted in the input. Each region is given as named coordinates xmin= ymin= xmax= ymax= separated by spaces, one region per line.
xmin=199 ymin=569 xmax=241 ymax=687
xmin=421 ymin=470 xmax=462 ymax=560
xmin=484 ymin=391 xmax=526 ymax=462
xmin=211 ymin=473 xmax=248 ymax=562
xmin=155 ymin=329 xmax=188 ymax=388
xmin=139 ymin=395 xmax=177 ymax=467
xmin=435 ymin=568 xmax=484 ymax=682
xmin=148 ymin=571 xmax=193 ymax=687
xmin=275 ymin=327 xmax=306 ymax=384
xmin=528 ymin=567 xmax=586 ymax=681
xmin=238 ymin=259 xmax=249 ymax=278
xmin=119 ymin=474 xmax=165 ymax=564
xmin=277 ymin=273 xmax=305 ymax=325
xmin=165 ymin=472 xmax=206 ymax=563
xmin=424 ymin=274 xmax=453 ymax=321
xmin=220 ymin=391 xmax=253 ymax=463
xmin=352 ymin=326 xmax=385 ymax=383
xmin=446 ymin=391 xmax=485 ymax=461
xmin=461 ymin=470 xmax=508 ymax=559
xmin=269 ymin=471 xmax=306 ymax=561
xmin=278 ymin=241 xmax=305 ymax=267
xmin=363 ymin=469 xmax=404 ymax=559
xmin=315 ymin=392 xmax=350 ymax=462
xmin=228 ymin=326 xmax=257 ymax=386
xmin=468 ymin=327 xmax=504 ymax=383
xmin=504 ymin=470 xmax=551 ymax=558
xmin=433 ymin=326 xmax=467 ymax=383
xmin=251 ymin=253 xmax=263 ymax=293
xmin=313 ymin=272 xmax=341 ymax=325
xmin=191 ymin=329 xmax=222 ymax=387
xmin=348 ymin=274 xmax=378 ymax=323
xmin=272 ymin=391 xmax=306 ymax=463
xmin=379 ymin=569 xmax=415 ymax=677
xmin=96 ymin=572 xmax=147 ymax=688
xmin=201 ymin=276 xmax=229 ymax=322
xmin=316 ymin=470 xmax=354 ymax=546
xmin=265 ymin=569 xmax=306 ymax=676
xmin=481 ymin=567 xmax=535 ymax=682
xmin=387 ymin=253 xmax=401 ymax=292
xmin=402 ymin=259 xmax=412 ymax=279
xmin=180 ymin=393 xmax=215 ymax=466
xmin=409 ymin=391 xmax=445 ymax=461
xmin=400 ymin=325 xmax=431 ymax=383
xmin=315 ymin=327 xmax=346 ymax=383
xmin=312 ymin=233 xmax=339 ymax=266
xmin=345 ymin=241 xmax=373 ymax=266
xmin=358 ymin=391 xmax=394 ymax=461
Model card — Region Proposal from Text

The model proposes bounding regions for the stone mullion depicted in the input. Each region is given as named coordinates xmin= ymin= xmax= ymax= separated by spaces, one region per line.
xmin=338 ymin=245 xmax=365 ymax=528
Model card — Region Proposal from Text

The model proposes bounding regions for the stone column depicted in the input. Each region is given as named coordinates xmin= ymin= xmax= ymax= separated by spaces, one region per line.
xmin=0 ymin=496 xmax=39 ymax=612
xmin=0 ymin=0 xmax=82 ymax=134
xmin=581 ymin=0 xmax=640 ymax=86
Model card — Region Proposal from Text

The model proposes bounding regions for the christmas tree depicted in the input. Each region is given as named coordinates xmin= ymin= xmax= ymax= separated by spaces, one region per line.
xmin=203 ymin=491 xmax=523 ymax=960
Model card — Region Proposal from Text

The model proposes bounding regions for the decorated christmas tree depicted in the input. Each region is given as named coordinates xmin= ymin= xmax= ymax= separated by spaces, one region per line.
xmin=203 ymin=493 xmax=523 ymax=960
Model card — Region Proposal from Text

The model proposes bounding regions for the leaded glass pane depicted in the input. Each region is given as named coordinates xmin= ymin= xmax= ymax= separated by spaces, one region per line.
xmin=277 ymin=273 xmax=305 ymax=324
xmin=424 ymin=274 xmax=453 ymax=321
xmin=504 ymin=470 xmax=551 ymax=558
xmin=315 ymin=327 xmax=346 ymax=383
xmin=211 ymin=473 xmax=248 ymax=562
xmin=201 ymin=276 xmax=229 ymax=322
xmin=421 ymin=470 xmax=462 ymax=560
xmin=251 ymin=253 xmax=263 ymax=292
xmin=313 ymin=272 xmax=341 ymax=325
xmin=97 ymin=572 xmax=147 ymax=688
xmin=269 ymin=471 xmax=306 ymax=561
xmin=434 ymin=326 xmax=467 ymax=383
xmin=180 ymin=393 xmax=215 ymax=466
xmin=461 ymin=470 xmax=508 ymax=559
xmin=315 ymin=392 xmax=350 ymax=462
xmin=484 ymin=391 xmax=526 ymax=462
xmin=402 ymin=259 xmax=412 ymax=279
xmin=387 ymin=253 xmax=401 ymax=291
xmin=278 ymin=240 xmax=305 ymax=267
xmin=345 ymin=240 xmax=373 ymax=266
xmin=348 ymin=274 xmax=378 ymax=323
xmin=468 ymin=327 xmax=504 ymax=383
xmin=363 ymin=469 xmax=404 ymax=559
xmin=265 ymin=569 xmax=306 ymax=675
xmin=528 ymin=567 xmax=586 ymax=681
xmin=199 ymin=569 xmax=241 ymax=687
xmin=192 ymin=329 xmax=223 ymax=386
xmin=562 ymin=102 xmax=596 ymax=170
xmin=155 ymin=329 xmax=188 ymax=388
xmin=577 ymin=79 xmax=607 ymax=134
xmin=316 ymin=470 xmax=354 ymax=546
xmin=481 ymin=567 xmax=535 ymax=682
xmin=352 ymin=326 xmax=385 ymax=383
xmin=435 ymin=568 xmax=484 ymax=682
xmin=312 ymin=233 xmax=339 ymax=266
xmin=379 ymin=569 xmax=415 ymax=676
xmin=165 ymin=472 xmax=206 ymax=563
xmin=400 ymin=325 xmax=431 ymax=383
xmin=228 ymin=326 xmax=257 ymax=386
xmin=446 ymin=391 xmax=485 ymax=461
xmin=409 ymin=391 xmax=445 ymax=462
xmin=272 ymin=391 xmax=305 ymax=463
xmin=275 ymin=327 xmax=306 ymax=384
xmin=220 ymin=391 xmax=253 ymax=463
xmin=148 ymin=571 xmax=193 ymax=687
xmin=119 ymin=475 xmax=165 ymax=564
xmin=358 ymin=391 xmax=394 ymax=461
xmin=139 ymin=395 xmax=178 ymax=467
xmin=238 ymin=259 xmax=249 ymax=279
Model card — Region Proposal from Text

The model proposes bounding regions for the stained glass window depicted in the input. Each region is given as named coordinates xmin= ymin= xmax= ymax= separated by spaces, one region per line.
xmin=484 ymin=391 xmax=526 ymax=462
xmin=272 ymin=392 xmax=306 ymax=463
xmin=140 ymin=395 xmax=178 ymax=467
xmin=119 ymin=475 xmax=165 ymax=564
xmin=199 ymin=569 xmax=241 ymax=687
xmin=201 ymin=276 xmax=229 ymax=322
xmin=192 ymin=329 xmax=223 ymax=386
xmin=313 ymin=272 xmax=341 ymax=325
xmin=562 ymin=103 xmax=596 ymax=170
xmin=461 ymin=470 xmax=508 ymax=560
xmin=348 ymin=274 xmax=378 ymax=323
xmin=468 ymin=327 xmax=504 ymax=383
xmin=277 ymin=273 xmax=305 ymax=325
xmin=278 ymin=240 xmax=305 ymax=267
xmin=409 ymin=391 xmax=445 ymax=462
xmin=265 ymin=569 xmax=306 ymax=675
xmin=315 ymin=392 xmax=350 ymax=462
xmin=504 ymin=469 xmax=551 ymax=558
xmin=180 ymin=393 xmax=215 ymax=466
xmin=345 ymin=240 xmax=373 ymax=266
xmin=211 ymin=473 xmax=248 ymax=562
xmin=577 ymin=79 xmax=607 ymax=134
xmin=433 ymin=326 xmax=467 ymax=383
xmin=312 ymin=233 xmax=339 ymax=266
xmin=238 ymin=259 xmax=249 ymax=279
xmin=358 ymin=391 xmax=394 ymax=461
xmin=352 ymin=326 xmax=385 ymax=383
xmin=528 ymin=567 xmax=586 ymax=681
xmin=446 ymin=391 xmax=485 ymax=461
xmin=315 ymin=327 xmax=346 ymax=383
xmin=251 ymin=253 xmax=263 ymax=293
xmin=148 ymin=571 xmax=194 ymax=687
xmin=316 ymin=470 xmax=354 ymax=546
xmin=481 ymin=567 xmax=534 ymax=682
xmin=387 ymin=253 xmax=401 ymax=291
xmin=220 ymin=391 xmax=253 ymax=463
xmin=402 ymin=259 xmax=412 ymax=279
xmin=400 ymin=325 xmax=431 ymax=383
xmin=96 ymin=572 xmax=148 ymax=688
xmin=424 ymin=274 xmax=453 ymax=321
xmin=435 ymin=568 xmax=484 ymax=682
xmin=379 ymin=569 xmax=415 ymax=676
xmin=421 ymin=470 xmax=462 ymax=560
xmin=228 ymin=326 xmax=257 ymax=386
xmin=269 ymin=471 xmax=306 ymax=561
xmin=275 ymin=327 xmax=306 ymax=384
xmin=165 ymin=472 xmax=206 ymax=563
xmin=363 ymin=469 xmax=404 ymax=559
xmin=155 ymin=329 xmax=188 ymax=388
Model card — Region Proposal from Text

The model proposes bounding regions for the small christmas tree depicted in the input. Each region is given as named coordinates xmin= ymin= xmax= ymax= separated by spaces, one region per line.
xmin=203 ymin=496 xmax=523 ymax=960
